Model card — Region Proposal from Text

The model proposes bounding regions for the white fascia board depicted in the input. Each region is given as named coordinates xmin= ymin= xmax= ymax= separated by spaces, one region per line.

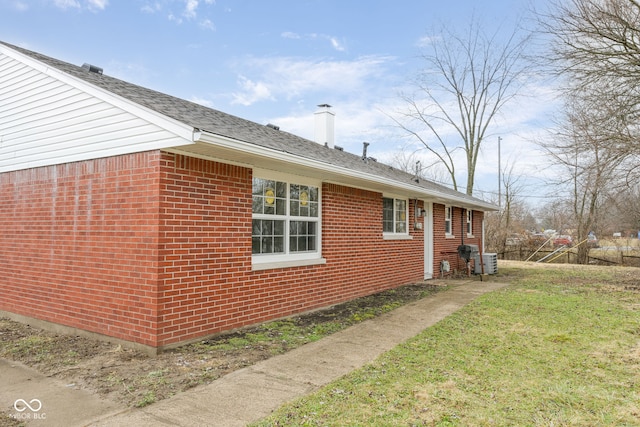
xmin=1 ymin=44 xmax=197 ymax=145
xmin=195 ymin=131 xmax=497 ymax=212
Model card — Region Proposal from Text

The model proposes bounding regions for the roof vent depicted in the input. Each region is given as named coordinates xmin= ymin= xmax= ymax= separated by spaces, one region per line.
xmin=362 ymin=142 xmax=370 ymax=160
xmin=266 ymin=123 xmax=280 ymax=131
xmin=81 ymin=63 xmax=103 ymax=75
xmin=362 ymin=142 xmax=376 ymax=163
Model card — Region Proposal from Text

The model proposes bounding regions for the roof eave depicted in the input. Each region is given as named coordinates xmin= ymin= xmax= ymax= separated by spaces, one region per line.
xmin=180 ymin=131 xmax=497 ymax=212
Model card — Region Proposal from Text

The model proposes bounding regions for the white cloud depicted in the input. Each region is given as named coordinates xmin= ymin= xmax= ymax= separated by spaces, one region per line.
xmin=328 ymin=36 xmax=346 ymax=52
xmin=260 ymin=98 xmax=406 ymax=164
xmin=225 ymin=54 xmax=406 ymax=158
xmin=87 ymin=0 xmax=107 ymax=10
xmin=184 ymin=0 xmax=198 ymax=18
xmin=281 ymin=32 xmax=301 ymax=40
xmin=199 ymin=18 xmax=215 ymax=30
xmin=415 ymin=35 xmax=441 ymax=48
xmin=168 ymin=12 xmax=182 ymax=24
xmin=52 ymin=0 xmax=80 ymax=9
xmin=183 ymin=0 xmax=214 ymax=19
xmin=190 ymin=96 xmax=215 ymax=108
xmin=140 ymin=2 xmax=161 ymax=13
xmin=49 ymin=0 xmax=107 ymax=10
xmin=281 ymin=32 xmax=347 ymax=52
xmin=140 ymin=0 xmax=215 ymax=24
xmin=232 ymin=76 xmax=274 ymax=106
xmin=9 ymin=1 xmax=29 ymax=11
xmin=229 ymin=55 xmax=393 ymax=106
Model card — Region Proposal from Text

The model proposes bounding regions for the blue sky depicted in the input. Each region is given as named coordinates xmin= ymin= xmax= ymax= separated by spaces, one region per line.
xmin=0 ymin=0 xmax=556 ymax=201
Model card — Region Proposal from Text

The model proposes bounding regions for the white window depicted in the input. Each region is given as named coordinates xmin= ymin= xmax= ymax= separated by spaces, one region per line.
xmin=467 ymin=210 xmax=473 ymax=236
xmin=445 ymin=206 xmax=453 ymax=235
xmin=383 ymin=197 xmax=408 ymax=234
xmin=252 ymin=176 xmax=320 ymax=264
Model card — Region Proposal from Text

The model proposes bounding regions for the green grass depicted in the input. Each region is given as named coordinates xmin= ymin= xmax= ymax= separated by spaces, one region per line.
xmin=2 ymin=335 xmax=55 ymax=363
xmin=253 ymin=266 xmax=640 ymax=426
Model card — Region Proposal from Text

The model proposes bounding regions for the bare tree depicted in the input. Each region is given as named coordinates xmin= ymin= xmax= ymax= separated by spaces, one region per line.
xmin=392 ymin=18 xmax=532 ymax=195
xmin=537 ymin=198 xmax=573 ymax=233
xmin=543 ymin=95 xmax=627 ymax=263
xmin=544 ymin=0 xmax=640 ymax=172
xmin=485 ymin=162 xmax=536 ymax=258
xmin=500 ymin=164 xmax=527 ymax=232
xmin=546 ymin=0 xmax=640 ymax=104
xmin=389 ymin=146 xmax=454 ymax=188
xmin=606 ymin=184 xmax=640 ymax=235
xmin=538 ymin=0 xmax=640 ymax=263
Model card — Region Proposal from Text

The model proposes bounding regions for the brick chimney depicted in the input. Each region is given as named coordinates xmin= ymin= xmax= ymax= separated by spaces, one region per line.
xmin=314 ymin=104 xmax=335 ymax=148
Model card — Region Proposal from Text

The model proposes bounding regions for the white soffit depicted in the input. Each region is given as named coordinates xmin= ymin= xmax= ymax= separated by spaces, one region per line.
xmin=179 ymin=132 xmax=497 ymax=212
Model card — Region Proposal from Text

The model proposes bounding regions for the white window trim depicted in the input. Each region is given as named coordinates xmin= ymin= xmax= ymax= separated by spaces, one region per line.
xmin=382 ymin=195 xmax=409 ymax=237
xmin=445 ymin=205 xmax=454 ymax=238
xmin=252 ymin=257 xmax=327 ymax=271
xmin=383 ymin=234 xmax=414 ymax=241
xmin=251 ymin=170 xmax=323 ymax=268
xmin=467 ymin=209 xmax=474 ymax=237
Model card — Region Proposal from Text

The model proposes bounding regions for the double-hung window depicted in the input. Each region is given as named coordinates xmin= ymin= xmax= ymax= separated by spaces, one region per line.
xmin=445 ymin=205 xmax=453 ymax=236
xmin=467 ymin=209 xmax=473 ymax=236
xmin=252 ymin=176 xmax=320 ymax=264
xmin=383 ymin=197 xmax=408 ymax=235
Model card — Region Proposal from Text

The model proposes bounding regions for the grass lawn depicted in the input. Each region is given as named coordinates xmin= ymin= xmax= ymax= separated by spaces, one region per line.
xmin=253 ymin=264 xmax=640 ymax=426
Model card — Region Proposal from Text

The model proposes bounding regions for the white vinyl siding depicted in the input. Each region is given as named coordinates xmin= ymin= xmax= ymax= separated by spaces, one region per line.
xmin=0 ymin=52 xmax=191 ymax=173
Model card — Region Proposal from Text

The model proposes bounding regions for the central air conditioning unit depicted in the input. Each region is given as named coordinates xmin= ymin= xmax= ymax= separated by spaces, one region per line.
xmin=474 ymin=253 xmax=498 ymax=275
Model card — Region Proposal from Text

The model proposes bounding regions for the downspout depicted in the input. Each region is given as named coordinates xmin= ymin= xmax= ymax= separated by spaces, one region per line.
xmin=461 ymin=208 xmax=469 ymax=276
xmin=461 ymin=208 xmax=465 ymax=245
xmin=193 ymin=128 xmax=202 ymax=142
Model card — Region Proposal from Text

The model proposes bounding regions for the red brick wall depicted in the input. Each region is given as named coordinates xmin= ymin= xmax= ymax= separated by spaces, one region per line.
xmin=0 ymin=152 xmax=162 ymax=346
xmin=156 ymin=152 xmax=254 ymax=346
xmin=155 ymin=154 xmax=426 ymax=347
xmin=1 ymin=150 xmax=483 ymax=349
xmin=321 ymin=184 xmax=425 ymax=301
xmin=432 ymin=203 xmax=484 ymax=276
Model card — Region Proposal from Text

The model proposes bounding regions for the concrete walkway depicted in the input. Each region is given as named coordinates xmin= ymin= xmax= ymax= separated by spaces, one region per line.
xmin=1 ymin=279 xmax=508 ymax=427
xmin=0 ymin=358 xmax=123 ymax=427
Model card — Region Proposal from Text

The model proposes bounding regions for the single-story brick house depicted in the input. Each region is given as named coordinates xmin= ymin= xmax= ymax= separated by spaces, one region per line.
xmin=0 ymin=41 xmax=496 ymax=353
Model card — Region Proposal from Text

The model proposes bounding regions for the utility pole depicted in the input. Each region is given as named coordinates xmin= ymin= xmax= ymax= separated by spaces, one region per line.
xmin=498 ymin=136 xmax=502 ymax=208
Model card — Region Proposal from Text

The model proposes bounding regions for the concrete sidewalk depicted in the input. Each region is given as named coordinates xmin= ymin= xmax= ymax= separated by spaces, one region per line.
xmin=0 ymin=358 xmax=123 ymax=427
xmin=1 ymin=279 xmax=508 ymax=427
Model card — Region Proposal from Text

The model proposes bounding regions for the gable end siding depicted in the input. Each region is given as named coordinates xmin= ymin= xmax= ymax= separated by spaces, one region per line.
xmin=0 ymin=52 xmax=190 ymax=173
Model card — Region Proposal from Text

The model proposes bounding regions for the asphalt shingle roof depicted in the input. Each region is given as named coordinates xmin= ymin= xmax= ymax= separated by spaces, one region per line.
xmin=2 ymin=41 xmax=494 ymax=209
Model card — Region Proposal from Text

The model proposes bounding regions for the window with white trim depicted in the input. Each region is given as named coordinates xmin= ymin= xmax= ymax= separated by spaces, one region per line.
xmin=445 ymin=205 xmax=453 ymax=235
xmin=467 ymin=209 xmax=473 ymax=236
xmin=383 ymin=197 xmax=408 ymax=234
xmin=252 ymin=177 xmax=320 ymax=261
